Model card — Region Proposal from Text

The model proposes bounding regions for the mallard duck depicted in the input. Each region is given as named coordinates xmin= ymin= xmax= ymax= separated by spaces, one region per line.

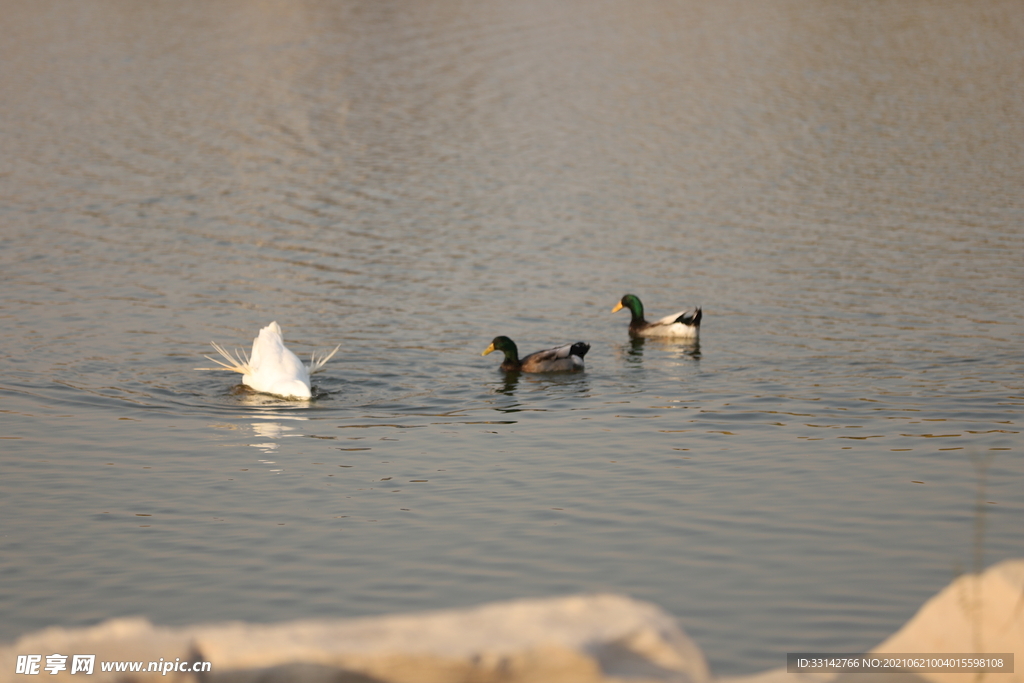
xmin=482 ymin=336 xmax=590 ymax=373
xmin=203 ymin=321 xmax=339 ymax=399
xmin=612 ymin=293 xmax=702 ymax=339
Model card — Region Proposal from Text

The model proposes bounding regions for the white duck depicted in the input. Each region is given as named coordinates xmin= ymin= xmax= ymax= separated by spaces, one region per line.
xmin=204 ymin=322 xmax=339 ymax=399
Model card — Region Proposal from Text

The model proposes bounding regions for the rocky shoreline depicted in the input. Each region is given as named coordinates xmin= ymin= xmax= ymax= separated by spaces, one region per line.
xmin=2 ymin=560 xmax=1020 ymax=683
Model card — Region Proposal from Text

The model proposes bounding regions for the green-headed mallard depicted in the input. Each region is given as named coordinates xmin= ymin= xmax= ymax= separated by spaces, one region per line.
xmin=203 ymin=321 xmax=339 ymax=399
xmin=481 ymin=336 xmax=590 ymax=373
xmin=612 ymin=294 xmax=702 ymax=339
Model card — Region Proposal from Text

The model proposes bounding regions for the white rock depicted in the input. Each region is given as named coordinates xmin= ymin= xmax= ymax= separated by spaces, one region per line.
xmin=4 ymin=562 xmax=1020 ymax=683
xmin=0 ymin=594 xmax=711 ymax=683
xmin=871 ymin=558 xmax=1023 ymax=683
xmin=722 ymin=559 xmax=1024 ymax=683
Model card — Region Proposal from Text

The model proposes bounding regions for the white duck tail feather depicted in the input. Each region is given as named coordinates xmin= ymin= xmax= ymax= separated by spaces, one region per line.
xmin=203 ymin=341 xmax=253 ymax=374
xmin=308 ymin=344 xmax=341 ymax=375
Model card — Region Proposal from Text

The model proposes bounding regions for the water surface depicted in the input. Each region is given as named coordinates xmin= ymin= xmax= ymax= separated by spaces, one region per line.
xmin=1 ymin=0 xmax=1022 ymax=675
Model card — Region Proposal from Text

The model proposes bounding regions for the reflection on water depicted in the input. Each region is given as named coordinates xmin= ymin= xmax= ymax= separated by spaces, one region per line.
xmin=491 ymin=373 xmax=522 ymax=399
xmin=1 ymin=0 xmax=1022 ymax=676
xmin=484 ymin=370 xmax=594 ymax=411
xmin=621 ymin=338 xmax=702 ymax=364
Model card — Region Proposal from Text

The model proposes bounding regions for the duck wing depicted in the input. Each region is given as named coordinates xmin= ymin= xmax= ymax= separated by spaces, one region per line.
xmin=519 ymin=342 xmax=590 ymax=372
xmin=653 ymin=307 xmax=702 ymax=327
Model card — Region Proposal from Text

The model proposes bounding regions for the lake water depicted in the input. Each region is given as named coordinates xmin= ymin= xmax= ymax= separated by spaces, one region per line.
xmin=1 ymin=0 xmax=1022 ymax=675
